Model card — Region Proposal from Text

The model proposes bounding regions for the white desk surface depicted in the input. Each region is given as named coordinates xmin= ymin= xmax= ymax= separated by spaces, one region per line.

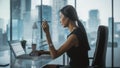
xmin=12 ymin=54 xmax=52 ymax=68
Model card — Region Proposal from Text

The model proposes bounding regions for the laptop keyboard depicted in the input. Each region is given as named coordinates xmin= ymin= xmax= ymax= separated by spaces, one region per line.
xmin=17 ymin=54 xmax=36 ymax=59
xmin=17 ymin=54 xmax=51 ymax=61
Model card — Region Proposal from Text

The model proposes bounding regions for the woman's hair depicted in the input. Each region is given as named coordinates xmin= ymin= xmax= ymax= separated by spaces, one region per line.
xmin=60 ymin=5 xmax=82 ymax=28
xmin=60 ymin=5 xmax=90 ymax=50
xmin=60 ymin=5 xmax=78 ymax=21
xmin=60 ymin=5 xmax=86 ymax=32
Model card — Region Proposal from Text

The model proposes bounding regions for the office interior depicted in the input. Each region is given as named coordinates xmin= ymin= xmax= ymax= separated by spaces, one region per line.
xmin=0 ymin=0 xmax=120 ymax=68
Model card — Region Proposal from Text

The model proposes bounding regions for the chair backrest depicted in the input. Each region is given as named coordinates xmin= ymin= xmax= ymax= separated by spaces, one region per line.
xmin=92 ymin=25 xmax=109 ymax=68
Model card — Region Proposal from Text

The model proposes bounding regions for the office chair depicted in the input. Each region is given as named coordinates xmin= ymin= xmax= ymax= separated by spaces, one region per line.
xmin=89 ymin=25 xmax=108 ymax=68
xmin=0 ymin=64 xmax=9 ymax=67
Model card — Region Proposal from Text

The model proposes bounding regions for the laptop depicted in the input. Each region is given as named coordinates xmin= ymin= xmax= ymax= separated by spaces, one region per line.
xmin=8 ymin=40 xmax=41 ymax=60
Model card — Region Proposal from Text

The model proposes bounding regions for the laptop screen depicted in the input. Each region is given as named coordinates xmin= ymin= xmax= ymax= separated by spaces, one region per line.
xmin=11 ymin=42 xmax=25 ymax=56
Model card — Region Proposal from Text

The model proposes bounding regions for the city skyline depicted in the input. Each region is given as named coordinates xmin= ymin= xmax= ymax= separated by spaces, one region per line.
xmin=0 ymin=0 xmax=120 ymax=31
xmin=31 ymin=0 xmax=120 ymax=26
xmin=0 ymin=0 xmax=120 ymax=26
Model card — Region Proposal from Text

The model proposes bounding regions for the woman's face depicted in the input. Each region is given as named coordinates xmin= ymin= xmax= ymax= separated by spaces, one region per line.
xmin=60 ymin=12 xmax=69 ymax=27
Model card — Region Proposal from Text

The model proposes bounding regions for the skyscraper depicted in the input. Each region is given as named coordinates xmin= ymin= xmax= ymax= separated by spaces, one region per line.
xmin=25 ymin=0 xmax=31 ymax=11
xmin=52 ymin=0 xmax=67 ymax=43
xmin=21 ymin=0 xmax=32 ymax=41
xmin=114 ymin=22 xmax=120 ymax=34
xmin=36 ymin=5 xmax=52 ymax=48
xmin=21 ymin=0 xmax=31 ymax=19
xmin=7 ymin=20 xmax=23 ymax=40
xmin=10 ymin=0 xmax=31 ymax=40
xmin=0 ymin=28 xmax=3 ymax=46
xmin=0 ymin=18 xmax=4 ymax=31
xmin=3 ymin=32 xmax=7 ymax=45
xmin=36 ymin=5 xmax=52 ymax=22
xmin=88 ymin=9 xmax=100 ymax=33
xmin=114 ymin=22 xmax=120 ymax=47
xmin=12 ymin=0 xmax=21 ymax=19
xmin=108 ymin=17 xmax=112 ymax=41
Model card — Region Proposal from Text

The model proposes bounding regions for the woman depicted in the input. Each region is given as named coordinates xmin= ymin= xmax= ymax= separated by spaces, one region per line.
xmin=31 ymin=5 xmax=90 ymax=68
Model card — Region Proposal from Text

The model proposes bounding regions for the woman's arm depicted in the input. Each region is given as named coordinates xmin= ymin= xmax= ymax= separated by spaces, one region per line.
xmin=39 ymin=50 xmax=50 ymax=55
xmin=46 ymin=32 xmax=78 ymax=59
xmin=29 ymin=50 xmax=50 ymax=56
xmin=42 ymin=21 xmax=78 ymax=59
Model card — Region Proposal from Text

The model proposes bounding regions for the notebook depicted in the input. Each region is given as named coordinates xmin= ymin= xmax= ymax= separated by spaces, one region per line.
xmin=8 ymin=40 xmax=40 ymax=60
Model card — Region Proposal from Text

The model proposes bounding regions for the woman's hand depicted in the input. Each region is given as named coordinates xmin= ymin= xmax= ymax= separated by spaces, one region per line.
xmin=29 ymin=50 xmax=44 ymax=56
xmin=42 ymin=20 xmax=50 ymax=34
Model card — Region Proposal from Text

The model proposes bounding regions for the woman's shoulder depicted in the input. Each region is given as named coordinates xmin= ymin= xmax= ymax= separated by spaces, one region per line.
xmin=67 ymin=27 xmax=80 ymax=38
xmin=72 ymin=27 xmax=81 ymax=35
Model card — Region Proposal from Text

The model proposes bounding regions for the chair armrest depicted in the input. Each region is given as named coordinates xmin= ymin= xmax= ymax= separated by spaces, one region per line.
xmin=88 ymin=57 xmax=94 ymax=59
xmin=0 ymin=64 xmax=9 ymax=67
xmin=88 ymin=65 xmax=98 ymax=68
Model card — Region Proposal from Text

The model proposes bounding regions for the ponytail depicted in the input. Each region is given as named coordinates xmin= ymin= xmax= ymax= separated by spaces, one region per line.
xmin=77 ymin=19 xmax=84 ymax=29
xmin=77 ymin=19 xmax=86 ymax=34
xmin=77 ymin=19 xmax=90 ymax=50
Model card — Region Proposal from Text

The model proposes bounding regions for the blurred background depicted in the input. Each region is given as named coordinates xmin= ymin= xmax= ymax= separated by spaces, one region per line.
xmin=0 ymin=0 xmax=120 ymax=67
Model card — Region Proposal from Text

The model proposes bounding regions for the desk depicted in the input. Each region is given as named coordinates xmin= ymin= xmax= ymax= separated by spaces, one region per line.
xmin=12 ymin=55 xmax=52 ymax=68
xmin=10 ymin=43 xmax=52 ymax=68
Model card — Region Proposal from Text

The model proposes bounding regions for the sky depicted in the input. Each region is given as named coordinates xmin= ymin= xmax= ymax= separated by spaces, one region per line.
xmin=76 ymin=0 xmax=112 ymax=25
xmin=0 ymin=0 xmax=120 ymax=27
xmin=76 ymin=0 xmax=120 ymax=25
xmin=0 ymin=0 xmax=10 ymax=20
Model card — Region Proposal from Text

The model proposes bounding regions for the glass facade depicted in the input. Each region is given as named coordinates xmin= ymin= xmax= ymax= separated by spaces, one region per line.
xmin=114 ymin=0 xmax=120 ymax=67
xmin=0 ymin=0 xmax=10 ymax=50
xmin=0 ymin=0 xmax=120 ymax=67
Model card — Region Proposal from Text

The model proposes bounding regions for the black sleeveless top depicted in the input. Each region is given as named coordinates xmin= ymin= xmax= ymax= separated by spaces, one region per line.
xmin=67 ymin=27 xmax=90 ymax=68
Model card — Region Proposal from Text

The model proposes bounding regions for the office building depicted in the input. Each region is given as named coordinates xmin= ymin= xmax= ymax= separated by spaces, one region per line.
xmin=11 ymin=0 xmax=31 ymax=19
xmin=3 ymin=32 xmax=7 ymax=46
xmin=21 ymin=0 xmax=31 ymax=19
xmin=7 ymin=19 xmax=23 ymax=40
xmin=114 ymin=22 xmax=120 ymax=47
xmin=114 ymin=22 xmax=120 ymax=34
xmin=0 ymin=19 xmax=6 ymax=45
xmin=35 ymin=5 xmax=52 ymax=49
xmin=0 ymin=18 xmax=4 ymax=31
xmin=87 ymin=10 xmax=100 ymax=46
xmin=88 ymin=9 xmax=100 ymax=33
xmin=25 ymin=0 xmax=31 ymax=11
xmin=36 ymin=5 xmax=52 ymax=37
xmin=0 ymin=29 xmax=3 ymax=46
xmin=108 ymin=17 xmax=112 ymax=42
xmin=108 ymin=18 xmax=120 ymax=47
xmin=12 ymin=0 xmax=21 ymax=19
xmin=21 ymin=0 xmax=32 ymax=41
xmin=52 ymin=0 xmax=67 ymax=43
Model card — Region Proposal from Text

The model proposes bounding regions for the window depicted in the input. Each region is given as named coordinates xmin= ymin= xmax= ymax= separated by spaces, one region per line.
xmin=0 ymin=0 xmax=10 ymax=50
xmin=0 ymin=0 xmax=119 ymax=67
xmin=114 ymin=0 xmax=120 ymax=67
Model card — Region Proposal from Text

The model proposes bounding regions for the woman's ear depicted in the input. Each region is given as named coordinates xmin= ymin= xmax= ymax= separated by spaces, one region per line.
xmin=64 ymin=17 xmax=69 ymax=23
